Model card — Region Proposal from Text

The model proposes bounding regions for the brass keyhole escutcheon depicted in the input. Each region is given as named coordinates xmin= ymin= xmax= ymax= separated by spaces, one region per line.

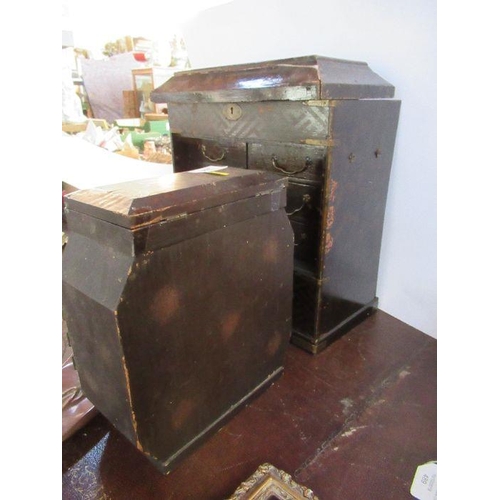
xmin=223 ymin=103 xmax=242 ymax=121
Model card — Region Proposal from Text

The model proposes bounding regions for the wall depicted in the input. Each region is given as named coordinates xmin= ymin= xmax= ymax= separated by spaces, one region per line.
xmin=181 ymin=0 xmax=437 ymax=337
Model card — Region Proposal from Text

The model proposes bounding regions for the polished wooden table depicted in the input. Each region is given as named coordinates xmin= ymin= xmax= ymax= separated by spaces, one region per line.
xmin=62 ymin=311 xmax=436 ymax=499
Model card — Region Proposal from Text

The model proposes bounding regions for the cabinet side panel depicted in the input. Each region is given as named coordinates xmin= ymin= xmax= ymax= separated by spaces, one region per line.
xmin=62 ymin=233 xmax=138 ymax=444
xmin=118 ymin=210 xmax=294 ymax=462
xmin=319 ymin=100 xmax=401 ymax=328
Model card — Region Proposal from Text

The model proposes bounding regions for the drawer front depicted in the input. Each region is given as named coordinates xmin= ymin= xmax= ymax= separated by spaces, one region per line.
xmin=286 ymin=181 xmax=322 ymax=224
xmin=248 ymin=143 xmax=326 ymax=182
xmin=168 ymin=102 xmax=330 ymax=143
xmin=172 ymin=135 xmax=247 ymax=172
xmin=290 ymin=218 xmax=320 ymax=272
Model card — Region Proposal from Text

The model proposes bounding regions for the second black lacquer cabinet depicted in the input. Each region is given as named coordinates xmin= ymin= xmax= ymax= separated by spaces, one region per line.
xmin=62 ymin=169 xmax=294 ymax=472
xmin=152 ymin=55 xmax=401 ymax=353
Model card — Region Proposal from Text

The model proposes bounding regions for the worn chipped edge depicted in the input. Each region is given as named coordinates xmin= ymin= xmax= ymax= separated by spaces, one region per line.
xmin=114 ymin=311 xmax=144 ymax=453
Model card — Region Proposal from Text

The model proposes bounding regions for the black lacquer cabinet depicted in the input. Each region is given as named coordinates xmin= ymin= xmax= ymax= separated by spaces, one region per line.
xmin=62 ymin=170 xmax=294 ymax=472
xmin=152 ymin=55 xmax=401 ymax=353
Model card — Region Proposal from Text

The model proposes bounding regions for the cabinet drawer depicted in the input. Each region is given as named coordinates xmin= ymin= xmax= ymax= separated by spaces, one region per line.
xmin=172 ymin=135 xmax=247 ymax=172
xmin=290 ymin=219 xmax=320 ymax=271
xmin=248 ymin=143 xmax=326 ymax=182
xmin=286 ymin=182 xmax=322 ymax=223
xmin=167 ymin=102 xmax=330 ymax=143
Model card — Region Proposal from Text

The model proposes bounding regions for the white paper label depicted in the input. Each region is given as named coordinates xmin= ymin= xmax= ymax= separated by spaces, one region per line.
xmin=187 ymin=166 xmax=228 ymax=173
xmin=410 ymin=461 xmax=437 ymax=500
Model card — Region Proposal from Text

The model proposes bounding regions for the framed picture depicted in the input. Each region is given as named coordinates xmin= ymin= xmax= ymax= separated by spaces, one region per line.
xmin=228 ymin=463 xmax=319 ymax=500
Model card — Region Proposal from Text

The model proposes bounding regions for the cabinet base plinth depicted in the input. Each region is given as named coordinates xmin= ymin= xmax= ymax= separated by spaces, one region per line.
xmin=147 ymin=368 xmax=284 ymax=474
xmin=291 ymin=298 xmax=379 ymax=354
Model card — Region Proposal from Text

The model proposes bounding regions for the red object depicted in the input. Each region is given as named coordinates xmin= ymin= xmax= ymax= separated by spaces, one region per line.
xmin=133 ymin=52 xmax=147 ymax=62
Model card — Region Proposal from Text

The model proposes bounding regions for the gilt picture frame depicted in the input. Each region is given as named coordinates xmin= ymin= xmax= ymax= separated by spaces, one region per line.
xmin=228 ymin=463 xmax=319 ymax=500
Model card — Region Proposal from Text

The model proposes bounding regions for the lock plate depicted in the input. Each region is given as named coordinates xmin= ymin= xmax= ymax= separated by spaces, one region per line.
xmin=222 ymin=103 xmax=242 ymax=121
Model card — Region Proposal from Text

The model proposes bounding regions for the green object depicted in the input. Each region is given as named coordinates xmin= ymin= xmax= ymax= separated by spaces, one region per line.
xmin=122 ymin=131 xmax=162 ymax=150
xmin=144 ymin=120 xmax=169 ymax=134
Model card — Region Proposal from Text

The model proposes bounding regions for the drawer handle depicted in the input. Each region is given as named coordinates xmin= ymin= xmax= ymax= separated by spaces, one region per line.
xmin=201 ymin=144 xmax=226 ymax=162
xmin=271 ymin=155 xmax=312 ymax=175
xmin=286 ymin=194 xmax=312 ymax=216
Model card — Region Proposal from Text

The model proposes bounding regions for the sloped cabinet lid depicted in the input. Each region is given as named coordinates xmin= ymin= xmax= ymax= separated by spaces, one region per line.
xmin=151 ymin=55 xmax=395 ymax=103
xmin=64 ymin=168 xmax=287 ymax=229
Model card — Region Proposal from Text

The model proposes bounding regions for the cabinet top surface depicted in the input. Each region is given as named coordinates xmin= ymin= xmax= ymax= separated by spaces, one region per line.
xmin=151 ymin=55 xmax=395 ymax=103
